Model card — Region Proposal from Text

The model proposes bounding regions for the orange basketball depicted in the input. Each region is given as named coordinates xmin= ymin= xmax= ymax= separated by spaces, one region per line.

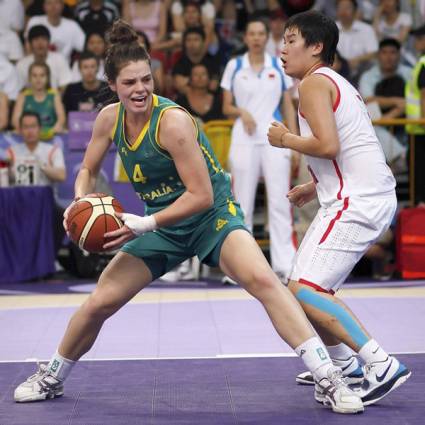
xmin=67 ymin=194 xmax=124 ymax=253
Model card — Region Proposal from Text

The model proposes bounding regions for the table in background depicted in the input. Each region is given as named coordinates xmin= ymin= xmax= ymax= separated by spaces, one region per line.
xmin=0 ymin=186 xmax=55 ymax=283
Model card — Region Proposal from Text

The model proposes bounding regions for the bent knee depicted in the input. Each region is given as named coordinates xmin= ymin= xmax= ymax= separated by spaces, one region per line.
xmin=243 ymin=268 xmax=280 ymax=299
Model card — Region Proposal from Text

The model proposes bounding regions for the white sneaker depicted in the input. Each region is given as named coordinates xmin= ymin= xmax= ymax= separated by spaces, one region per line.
xmin=296 ymin=356 xmax=364 ymax=385
xmin=315 ymin=367 xmax=364 ymax=414
xmin=159 ymin=270 xmax=180 ymax=282
xmin=221 ymin=275 xmax=238 ymax=286
xmin=14 ymin=363 xmax=64 ymax=402
xmin=351 ymin=356 xmax=411 ymax=406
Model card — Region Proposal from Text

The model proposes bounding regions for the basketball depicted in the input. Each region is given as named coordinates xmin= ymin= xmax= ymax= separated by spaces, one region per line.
xmin=66 ymin=194 xmax=124 ymax=253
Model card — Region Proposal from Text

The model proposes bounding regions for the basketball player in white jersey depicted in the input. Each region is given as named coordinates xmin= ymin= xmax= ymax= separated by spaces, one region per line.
xmin=267 ymin=11 xmax=411 ymax=407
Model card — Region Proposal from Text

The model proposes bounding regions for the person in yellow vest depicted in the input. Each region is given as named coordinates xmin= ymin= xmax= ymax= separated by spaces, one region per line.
xmin=405 ymin=24 xmax=425 ymax=206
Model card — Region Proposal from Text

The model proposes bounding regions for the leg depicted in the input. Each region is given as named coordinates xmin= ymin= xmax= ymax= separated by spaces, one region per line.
xmin=59 ymin=252 xmax=153 ymax=360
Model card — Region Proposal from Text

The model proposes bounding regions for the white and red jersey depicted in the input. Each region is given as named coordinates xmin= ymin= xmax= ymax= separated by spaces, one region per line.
xmin=298 ymin=66 xmax=395 ymax=207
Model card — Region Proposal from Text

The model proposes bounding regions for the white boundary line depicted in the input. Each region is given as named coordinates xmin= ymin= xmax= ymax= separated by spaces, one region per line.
xmin=1 ymin=350 xmax=424 ymax=364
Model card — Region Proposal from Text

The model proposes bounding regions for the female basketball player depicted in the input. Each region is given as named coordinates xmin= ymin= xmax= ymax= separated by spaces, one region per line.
xmin=14 ymin=20 xmax=362 ymax=414
xmin=267 ymin=10 xmax=410 ymax=406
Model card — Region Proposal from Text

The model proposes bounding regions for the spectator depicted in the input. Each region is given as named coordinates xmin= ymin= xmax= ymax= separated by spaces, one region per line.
xmin=265 ymin=8 xmax=286 ymax=57
xmin=372 ymin=0 xmax=412 ymax=44
xmin=331 ymin=50 xmax=352 ymax=80
xmin=221 ymin=18 xmax=297 ymax=281
xmin=0 ymin=25 xmax=24 ymax=64
xmin=176 ymin=63 xmax=224 ymax=123
xmin=405 ymin=24 xmax=425 ymax=206
xmin=63 ymin=51 xmax=111 ymax=113
xmin=0 ymin=1 xmax=25 ymax=32
xmin=0 ymin=55 xmax=20 ymax=102
xmin=17 ymin=25 xmax=73 ymax=92
xmin=268 ymin=0 xmax=314 ymax=16
xmin=0 ymin=92 xmax=9 ymax=131
xmin=336 ymin=0 xmax=378 ymax=80
xmin=7 ymin=111 xmax=66 ymax=255
xmin=137 ymin=31 xmax=165 ymax=95
xmin=172 ymin=27 xmax=221 ymax=95
xmin=122 ymin=0 xmax=167 ymax=47
xmin=75 ymin=0 xmax=120 ymax=37
xmin=71 ymin=31 xmax=107 ymax=83
xmin=26 ymin=0 xmax=86 ymax=63
xmin=12 ymin=62 xmax=66 ymax=141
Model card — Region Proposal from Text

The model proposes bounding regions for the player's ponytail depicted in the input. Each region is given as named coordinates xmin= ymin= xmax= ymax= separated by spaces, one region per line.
xmin=105 ymin=19 xmax=151 ymax=82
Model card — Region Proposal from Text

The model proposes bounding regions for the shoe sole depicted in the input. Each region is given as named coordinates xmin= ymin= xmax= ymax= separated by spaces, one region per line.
xmin=15 ymin=390 xmax=64 ymax=403
xmin=297 ymin=375 xmax=363 ymax=386
xmin=362 ymin=368 xmax=411 ymax=406
xmin=315 ymin=392 xmax=364 ymax=414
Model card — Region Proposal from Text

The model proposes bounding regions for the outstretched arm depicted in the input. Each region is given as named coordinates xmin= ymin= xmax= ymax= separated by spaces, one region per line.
xmin=268 ymin=74 xmax=340 ymax=159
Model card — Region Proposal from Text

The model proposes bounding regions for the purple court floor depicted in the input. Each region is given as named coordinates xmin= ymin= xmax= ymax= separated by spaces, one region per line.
xmin=0 ymin=278 xmax=424 ymax=424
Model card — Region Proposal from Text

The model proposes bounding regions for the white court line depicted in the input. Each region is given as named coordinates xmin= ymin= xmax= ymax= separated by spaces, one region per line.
xmin=1 ymin=350 xmax=424 ymax=364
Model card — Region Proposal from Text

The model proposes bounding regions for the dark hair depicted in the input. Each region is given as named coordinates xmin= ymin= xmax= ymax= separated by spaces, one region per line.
xmin=183 ymin=26 xmax=206 ymax=44
xmin=245 ymin=16 xmax=270 ymax=35
xmin=78 ymin=50 xmax=99 ymax=66
xmin=105 ymin=19 xmax=151 ymax=82
xmin=284 ymin=11 xmax=339 ymax=65
xmin=136 ymin=30 xmax=151 ymax=52
xmin=337 ymin=0 xmax=358 ymax=10
xmin=28 ymin=61 xmax=51 ymax=89
xmin=28 ymin=25 xmax=51 ymax=42
xmin=20 ymin=111 xmax=41 ymax=127
xmin=379 ymin=37 xmax=401 ymax=51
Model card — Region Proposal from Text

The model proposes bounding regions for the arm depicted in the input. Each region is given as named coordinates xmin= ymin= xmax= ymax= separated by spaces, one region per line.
xmin=222 ymin=89 xmax=256 ymax=134
xmin=41 ymin=161 xmax=66 ymax=182
xmin=52 ymin=91 xmax=66 ymax=132
xmin=0 ymin=92 xmax=9 ymax=131
xmin=11 ymin=93 xmax=25 ymax=131
xmin=282 ymin=90 xmax=297 ymax=134
xmin=267 ymin=74 xmax=340 ymax=159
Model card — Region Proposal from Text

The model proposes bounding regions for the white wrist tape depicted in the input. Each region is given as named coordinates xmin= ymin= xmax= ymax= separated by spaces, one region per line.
xmin=120 ymin=213 xmax=158 ymax=236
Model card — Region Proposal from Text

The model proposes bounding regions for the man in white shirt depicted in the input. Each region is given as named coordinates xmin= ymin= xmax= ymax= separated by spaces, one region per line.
xmin=336 ymin=0 xmax=378 ymax=79
xmin=0 ymin=55 xmax=19 ymax=101
xmin=0 ymin=24 xmax=24 ymax=63
xmin=17 ymin=25 xmax=72 ymax=92
xmin=26 ymin=0 xmax=86 ymax=63
xmin=0 ymin=1 xmax=25 ymax=32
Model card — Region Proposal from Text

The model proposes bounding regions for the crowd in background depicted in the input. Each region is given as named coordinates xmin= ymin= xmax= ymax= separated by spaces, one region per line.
xmin=1 ymin=0 xmax=425 ymax=280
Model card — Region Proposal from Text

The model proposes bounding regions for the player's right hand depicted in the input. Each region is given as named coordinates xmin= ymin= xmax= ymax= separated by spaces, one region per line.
xmin=287 ymin=183 xmax=317 ymax=208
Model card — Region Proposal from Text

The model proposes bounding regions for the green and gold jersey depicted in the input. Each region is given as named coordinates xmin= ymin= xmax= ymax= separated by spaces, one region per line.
xmin=111 ymin=94 xmax=236 ymax=230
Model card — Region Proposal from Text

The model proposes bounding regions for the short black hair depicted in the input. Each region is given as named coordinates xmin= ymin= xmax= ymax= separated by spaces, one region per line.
xmin=78 ymin=50 xmax=99 ymax=66
xmin=284 ymin=11 xmax=339 ymax=65
xmin=245 ymin=16 xmax=270 ymax=35
xmin=28 ymin=25 xmax=51 ymax=42
xmin=183 ymin=26 xmax=206 ymax=44
xmin=338 ymin=0 xmax=358 ymax=10
xmin=379 ymin=37 xmax=401 ymax=51
xmin=20 ymin=111 xmax=41 ymax=127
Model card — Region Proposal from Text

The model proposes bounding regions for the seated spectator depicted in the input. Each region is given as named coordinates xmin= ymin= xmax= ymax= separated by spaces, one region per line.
xmin=331 ymin=50 xmax=352 ymax=81
xmin=26 ymin=0 xmax=86 ymax=63
xmin=12 ymin=62 xmax=66 ymax=141
xmin=17 ymin=25 xmax=73 ymax=92
xmin=26 ymin=0 xmax=75 ymax=18
xmin=0 ymin=55 xmax=20 ymax=102
xmin=63 ymin=51 xmax=111 ymax=113
xmin=75 ymin=0 xmax=120 ymax=37
xmin=372 ymin=0 xmax=412 ymax=44
xmin=7 ymin=111 xmax=66 ymax=256
xmin=71 ymin=31 xmax=107 ymax=83
xmin=265 ymin=8 xmax=286 ymax=57
xmin=176 ymin=63 xmax=224 ymax=124
xmin=336 ymin=0 xmax=378 ymax=81
xmin=0 ymin=1 xmax=25 ymax=32
xmin=172 ymin=27 xmax=221 ymax=95
xmin=137 ymin=31 xmax=165 ymax=95
xmin=0 ymin=24 xmax=24 ymax=64
xmin=122 ymin=0 xmax=167 ymax=47
xmin=0 ymin=92 xmax=9 ymax=131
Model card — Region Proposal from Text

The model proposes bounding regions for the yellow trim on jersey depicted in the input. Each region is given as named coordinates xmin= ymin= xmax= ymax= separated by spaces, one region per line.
xmin=110 ymin=103 xmax=121 ymax=140
xmin=200 ymin=144 xmax=220 ymax=173
xmin=154 ymin=105 xmax=199 ymax=149
xmin=122 ymin=95 xmax=159 ymax=152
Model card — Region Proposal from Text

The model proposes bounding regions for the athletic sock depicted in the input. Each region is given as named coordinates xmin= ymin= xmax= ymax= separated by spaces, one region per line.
xmin=327 ymin=342 xmax=354 ymax=361
xmin=358 ymin=339 xmax=389 ymax=364
xmin=295 ymin=336 xmax=332 ymax=381
xmin=47 ymin=351 xmax=76 ymax=381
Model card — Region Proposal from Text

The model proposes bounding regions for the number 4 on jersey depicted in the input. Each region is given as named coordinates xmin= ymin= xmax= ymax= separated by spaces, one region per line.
xmin=133 ymin=164 xmax=147 ymax=183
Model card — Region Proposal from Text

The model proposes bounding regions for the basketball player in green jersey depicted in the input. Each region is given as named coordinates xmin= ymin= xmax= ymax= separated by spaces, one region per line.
xmin=14 ymin=20 xmax=363 ymax=414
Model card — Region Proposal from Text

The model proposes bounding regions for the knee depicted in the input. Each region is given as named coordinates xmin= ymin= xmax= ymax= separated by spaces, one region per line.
xmin=244 ymin=267 xmax=280 ymax=301
xmin=83 ymin=281 xmax=119 ymax=321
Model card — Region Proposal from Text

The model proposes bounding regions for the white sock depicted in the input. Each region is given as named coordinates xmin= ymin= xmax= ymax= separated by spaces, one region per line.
xmin=358 ymin=339 xmax=388 ymax=364
xmin=327 ymin=342 xmax=354 ymax=361
xmin=47 ymin=350 xmax=76 ymax=381
xmin=295 ymin=337 xmax=332 ymax=381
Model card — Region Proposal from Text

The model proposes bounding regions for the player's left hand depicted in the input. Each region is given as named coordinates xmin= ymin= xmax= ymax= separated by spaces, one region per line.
xmin=268 ymin=121 xmax=290 ymax=148
xmin=103 ymin=213 xmax=158 ymax=250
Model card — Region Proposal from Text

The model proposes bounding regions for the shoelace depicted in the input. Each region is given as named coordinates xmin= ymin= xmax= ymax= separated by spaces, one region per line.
xmin=328 ymin=368 xmax=347 ymax=388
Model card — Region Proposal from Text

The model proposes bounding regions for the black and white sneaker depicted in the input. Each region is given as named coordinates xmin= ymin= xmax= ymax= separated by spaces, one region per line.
xmin=14 ymin=363 xmax=64 ymax=402
xmin=315 ymin=367 xmax=364 ymax=414
xmin=351 ymin=356 xmax=411 ymax=406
